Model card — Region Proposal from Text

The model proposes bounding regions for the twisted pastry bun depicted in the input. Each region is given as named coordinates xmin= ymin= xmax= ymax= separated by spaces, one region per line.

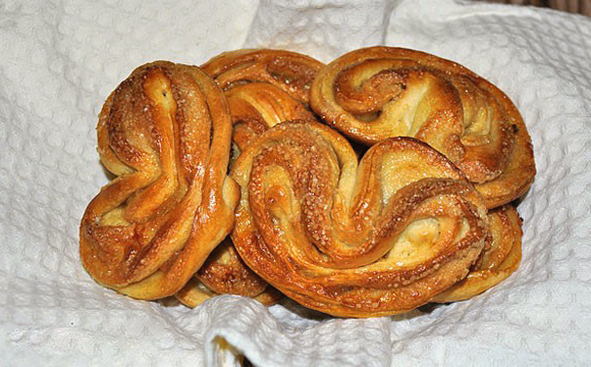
xmin=310 ymin=47 xmax=535 ymax=208
xmin=231 ymin=121 xmax=490 ymax=317
xmin=176 ymin=50 xmax=323 ymax=306
xmin=432 ymin=205 xmax=522 ymax=302
xmin=80 ymin=61 xmax=239 ymax=300
xmin=201 ymin=48 xmax=323 ymax=105
xmin=203 ymin=49 xmax=323 ymax=153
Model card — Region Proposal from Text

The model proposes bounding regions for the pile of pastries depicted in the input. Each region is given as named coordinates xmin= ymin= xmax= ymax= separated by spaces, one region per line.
xmin=80 ymin=47 xmax=535 ymax=318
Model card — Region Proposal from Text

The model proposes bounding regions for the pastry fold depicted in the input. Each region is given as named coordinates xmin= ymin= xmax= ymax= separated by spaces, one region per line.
xmin=432 ymin=205 xmax=522 ymax=302
xmin=202 ymin=48 xmax=323 ymax=105
xmin=310 ymin=47 xmax=535 ymax=208
xmin=80 ymin=61 xmax=238 ymax=300
xmin=177 ymin=50 xmax=323 ymax=306
xmin=175 ymin=240 xmax=282 ymax=307
xmin=230 ymin=121 xmax=490 ymax=317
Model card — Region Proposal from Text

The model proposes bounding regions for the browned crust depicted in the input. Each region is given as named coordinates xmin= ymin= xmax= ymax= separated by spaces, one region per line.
xmin=310 ymin=46 xmax=535 ymax=208
xmin=231 ymin=121 xmax=489 ymax=317
xmin=197 ymin=238 xmax=268 ymax=297
xmin=432 ymin=204 xmax=522 ymax=302
xmin=80 ymin=61 xmax=239 ymax=300
xmin=175 ymin=277 xmax=283 ymax=308
xmin=225 ymin=83 xmax=316 ymax=152
xmin=183 ymin=50 xmax=323 ymax=304
xmin=202 ymin=49 xmax=324 ymax=105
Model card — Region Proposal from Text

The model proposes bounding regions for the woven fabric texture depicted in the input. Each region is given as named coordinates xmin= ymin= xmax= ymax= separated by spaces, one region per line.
xmin=1 ymin=0 xmax=590 ymax=365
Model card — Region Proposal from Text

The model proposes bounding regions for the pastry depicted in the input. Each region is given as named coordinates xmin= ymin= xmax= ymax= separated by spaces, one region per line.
xmin=231 ymin=121 xmax=489 ymax=317
xmin=202 ymin=48 xmax=323 ymax=105
xmin=432 ymin=204 xmax=522 ymax=302
xmin=80 ymin=61 xmax=238 ymax=300
xmin=310 ymin=46 xmax=535 ymax=208
xmin=80 ymin=48 xmax=533 ymax=315
xmin=175 ymin=240 xmax=282 ymax=307
xmin=176 ymin=50 xmax=323 ymax=306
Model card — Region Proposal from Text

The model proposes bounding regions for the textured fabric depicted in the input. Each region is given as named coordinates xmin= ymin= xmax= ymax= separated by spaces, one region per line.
xmin=1 ymin=0 xmax=590 ymax=365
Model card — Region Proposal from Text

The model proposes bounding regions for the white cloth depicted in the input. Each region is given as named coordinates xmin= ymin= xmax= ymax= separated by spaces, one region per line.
xmin=1 ymin=0 xmax=590 ymax=365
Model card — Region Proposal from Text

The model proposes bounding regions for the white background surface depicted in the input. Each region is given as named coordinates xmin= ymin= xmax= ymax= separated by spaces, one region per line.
xmin=1 ymin=0 xmax=590 ymax=365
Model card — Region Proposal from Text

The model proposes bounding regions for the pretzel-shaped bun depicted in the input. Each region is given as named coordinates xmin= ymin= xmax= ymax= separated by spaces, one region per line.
xmin=310 ymin=47 xmax=535 ymax=208
xmin=432 ymin=205 xmax=522 ymax=302
xmin=231 ymin=121 xmax=489 ymax=317
xmin=176 ymin=50 xmax=323 ymax=305
xmin=80 ymin=61 xmax=239 ymax=300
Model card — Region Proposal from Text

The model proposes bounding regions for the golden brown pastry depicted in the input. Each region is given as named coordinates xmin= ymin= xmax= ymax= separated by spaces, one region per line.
xmin=204 ymin=48 xmax=323 ymax=155
xmin=80 ymin=61 xmax=239 ymax=300
xmin=175 ymin=241 xmax=283 ymax=307
xmin=310 ymin=46 xmax=535 ymax=208
xmin=201 ymin=48 xmax=323 ymax=105
xmin=225 ymin=82 xmax=316 ymax=153
xmin=176 ymin=278 xmax=282 ymax=307
xmin=231 ymin=121 xmax=490 ymax=317
xmin=176 ymin=50 xmax=323 ymax=306
xmin=432 ymin=205 xmax=522 ymax=302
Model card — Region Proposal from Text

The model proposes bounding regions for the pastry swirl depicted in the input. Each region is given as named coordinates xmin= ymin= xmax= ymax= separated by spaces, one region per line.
xmin=80 ymin=61 xmax=239 ymax=300
xmin=225 ymin=82 xmax=316 ymax=153
xmin=201 ymin=48 xmax=323 ymax=105
xmin=231 ymin=121 xmax=489 ymax=317
xmin=203 ymin=49 xmax=323 ymax=153
xmin=432 ymin=205 xmax=522 ymax=302
xmin=310 ymin=46 xmax=535 ymax=208
xmin=177 ymin=50 xmax=323 ymax=306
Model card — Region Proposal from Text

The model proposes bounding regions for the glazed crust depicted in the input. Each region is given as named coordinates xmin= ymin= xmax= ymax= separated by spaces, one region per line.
xmin=176 ymin=50 xmax=323 ymax=306
xmin=432 ymin=205 xmax=522 ymax=302
xmin=79 ymin=61 xmax=239 ymax=300
xmin=310 ymin=46 xmax=535 ymax=208
xmin=226 ymin=82 xmax=316 ymax=153
xmin=231 ymin=121 xmax=490 ymax=317
xmin=202 ymin=48 xmax=323 ymax=105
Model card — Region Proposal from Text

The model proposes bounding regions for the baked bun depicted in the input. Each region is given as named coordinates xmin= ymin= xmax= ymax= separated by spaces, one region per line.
xmin=80 ymin=61 xmax=238 ymax=299
xmin=311 ymin=46 xmax=535 ymax=208
xmin=231 ymin=121 xmax=489 ymax=317
xmin=176 ymin=50 xmax=323 ymax=306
